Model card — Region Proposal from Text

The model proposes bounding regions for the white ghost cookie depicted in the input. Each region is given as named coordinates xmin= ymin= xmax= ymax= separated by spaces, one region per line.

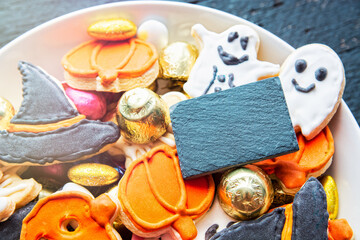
xmin=183 ymin=24 xmax=280 ymax=97
xmin=0 ymin=197 xmax=16 ymax=222
xmin=0 ymin=172 xmax=42 ymax=209
xmin=279 ymin=44 xmax=345 ymax=140
xmin=0 ymin=167 xmax=42 ymax=221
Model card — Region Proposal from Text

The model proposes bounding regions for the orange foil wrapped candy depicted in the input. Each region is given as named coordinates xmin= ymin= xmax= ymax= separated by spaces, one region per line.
xmin=62 ymin=38 xmax=159 ymax=92
xmin=20 ymin=191 xmax=121 ymax=240
xmin=254 ymin=126 xmax=334 ymax=194
xmin=118 ymin=145 xmax=215 ymax=240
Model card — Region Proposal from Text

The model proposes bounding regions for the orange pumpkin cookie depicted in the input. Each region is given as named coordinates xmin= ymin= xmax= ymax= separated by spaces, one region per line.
xmin=254 ymin=126 xmax=334 ymax=194
xmin=20 ymin=189 xmax=121 ymax=240
xmin=62 ymin=38 xmax=159 ymax=92
xmin=118 ymin=145 xmax=215 ymax=240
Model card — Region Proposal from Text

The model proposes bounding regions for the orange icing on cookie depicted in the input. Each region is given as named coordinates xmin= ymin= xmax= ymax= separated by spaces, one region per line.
xmin=62 ymin=38 xmax=158 ymax=85
xmin=328 ymin=219 xmax=353 ymax=240
xmin=20 ymin=192 xmax=119 ymax=240
xmin=7 ymin=115 xmax=86 ymax=133
xmin=281 ymin=204 xmax=293 ymax=240
xmin=118 ymin=145 xmax=215 ymax=240
xmin=254 ymin=126 xmax=334 ymax=189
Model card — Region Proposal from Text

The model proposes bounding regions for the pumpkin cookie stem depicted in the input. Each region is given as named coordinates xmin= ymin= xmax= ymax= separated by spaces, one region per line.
xmin=172 ymin=216 xmax=197 ymax=240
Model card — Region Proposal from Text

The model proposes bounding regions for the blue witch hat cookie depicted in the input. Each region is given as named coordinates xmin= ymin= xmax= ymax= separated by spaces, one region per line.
xmin=0 ymin=61 xmax=120 ymax=165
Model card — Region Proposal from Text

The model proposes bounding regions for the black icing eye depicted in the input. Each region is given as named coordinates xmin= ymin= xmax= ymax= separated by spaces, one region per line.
xmin=228 ymin=32 xmax=239 ymax=42
xmin=315 ymin=67 xmax=327 ymax=81
xmin=240 ymin=36 xmax=249 ymax=50
xmin=295 ymin=59 xmax=307 ymax=73
xmin=217 ymin=75 xmax=226 ymax=82
xmin=214 ymin=87 xmax=222 ymax=92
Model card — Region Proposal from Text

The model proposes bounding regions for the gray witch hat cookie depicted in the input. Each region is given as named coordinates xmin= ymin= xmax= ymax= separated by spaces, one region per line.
xmin=0 ymin=61 xmax=120 ymax=165
xmin=209 ymin=177 xmax=328 ymax=240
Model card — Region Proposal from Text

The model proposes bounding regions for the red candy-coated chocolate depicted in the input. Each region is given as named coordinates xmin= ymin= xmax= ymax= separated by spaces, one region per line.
xmin=65 ymin=86 xmax=107 ymax=120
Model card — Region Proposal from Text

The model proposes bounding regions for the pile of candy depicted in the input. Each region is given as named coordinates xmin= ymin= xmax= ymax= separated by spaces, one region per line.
xmin=0 ymin=14 xmax=354 ymax=240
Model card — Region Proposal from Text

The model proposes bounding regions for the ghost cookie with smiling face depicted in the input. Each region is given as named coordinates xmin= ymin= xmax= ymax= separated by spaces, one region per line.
xmin=183 ymin=24 xmax=280 ymax=97
xmin=279 ymin=44 xmax=345 ymax=140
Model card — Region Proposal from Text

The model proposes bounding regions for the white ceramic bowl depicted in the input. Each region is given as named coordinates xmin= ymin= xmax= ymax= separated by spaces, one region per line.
xmin=0 ymin=1 xmax=359 ymax=236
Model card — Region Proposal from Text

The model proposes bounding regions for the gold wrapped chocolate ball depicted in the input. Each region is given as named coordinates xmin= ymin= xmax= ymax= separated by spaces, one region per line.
xmin=116 ymin=88 xmax=170 ymax=144
xmin=320 ymin=175 xmax=338 ymax=220
xmin=68 ymin=163 xmax=120 ymax=187
xmin=159 ymin=42 xmax=198 ymax=81
xmin=0 ymin=97 xmax=15 ymax=130
xmin=218 ymin=165 xmax=274 ymax=220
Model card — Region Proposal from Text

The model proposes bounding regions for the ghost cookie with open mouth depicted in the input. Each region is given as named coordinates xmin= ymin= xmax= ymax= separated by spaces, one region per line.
xmin=183 ymin=24 xmax=280 ymax=97
xmin=279 ymin=44 xmax=345 ymax=140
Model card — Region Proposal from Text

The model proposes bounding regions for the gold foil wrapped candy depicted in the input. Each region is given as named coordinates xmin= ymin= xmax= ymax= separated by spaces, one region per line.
xmin=159 ymin=42 xmax=198 ymax=81
xmin=0 ymin=97 xmax=15 ymax=130
xmin=67 ymin=163 xmax=120 ymax=187
xmin=87 ymin=18 xmax=137 ymax=41
xmin=270 ymin=180 xmax=294 ymax=208
xmin=320 ymin=175 xmax=338 ymax=220
xmin=218 ymin=165 xmax=274 ymax=220
xmin=116 ymin=88 xmax=170 ymax=144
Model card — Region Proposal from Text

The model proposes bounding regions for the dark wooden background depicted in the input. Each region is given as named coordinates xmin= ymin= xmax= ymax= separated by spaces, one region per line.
xmin=0 ymin=0 xmax=359 ymax=125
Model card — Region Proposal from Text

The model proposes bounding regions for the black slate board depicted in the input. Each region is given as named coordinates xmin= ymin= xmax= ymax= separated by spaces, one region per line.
xmin=171 ymin=77 xmax=298 ymax=178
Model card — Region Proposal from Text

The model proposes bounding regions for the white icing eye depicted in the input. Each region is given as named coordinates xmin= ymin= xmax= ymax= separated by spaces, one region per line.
xmin=295 ymin=59 xmax=307 ymax=73
xmin=315 ymin=67 xmax=327 ymax=81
